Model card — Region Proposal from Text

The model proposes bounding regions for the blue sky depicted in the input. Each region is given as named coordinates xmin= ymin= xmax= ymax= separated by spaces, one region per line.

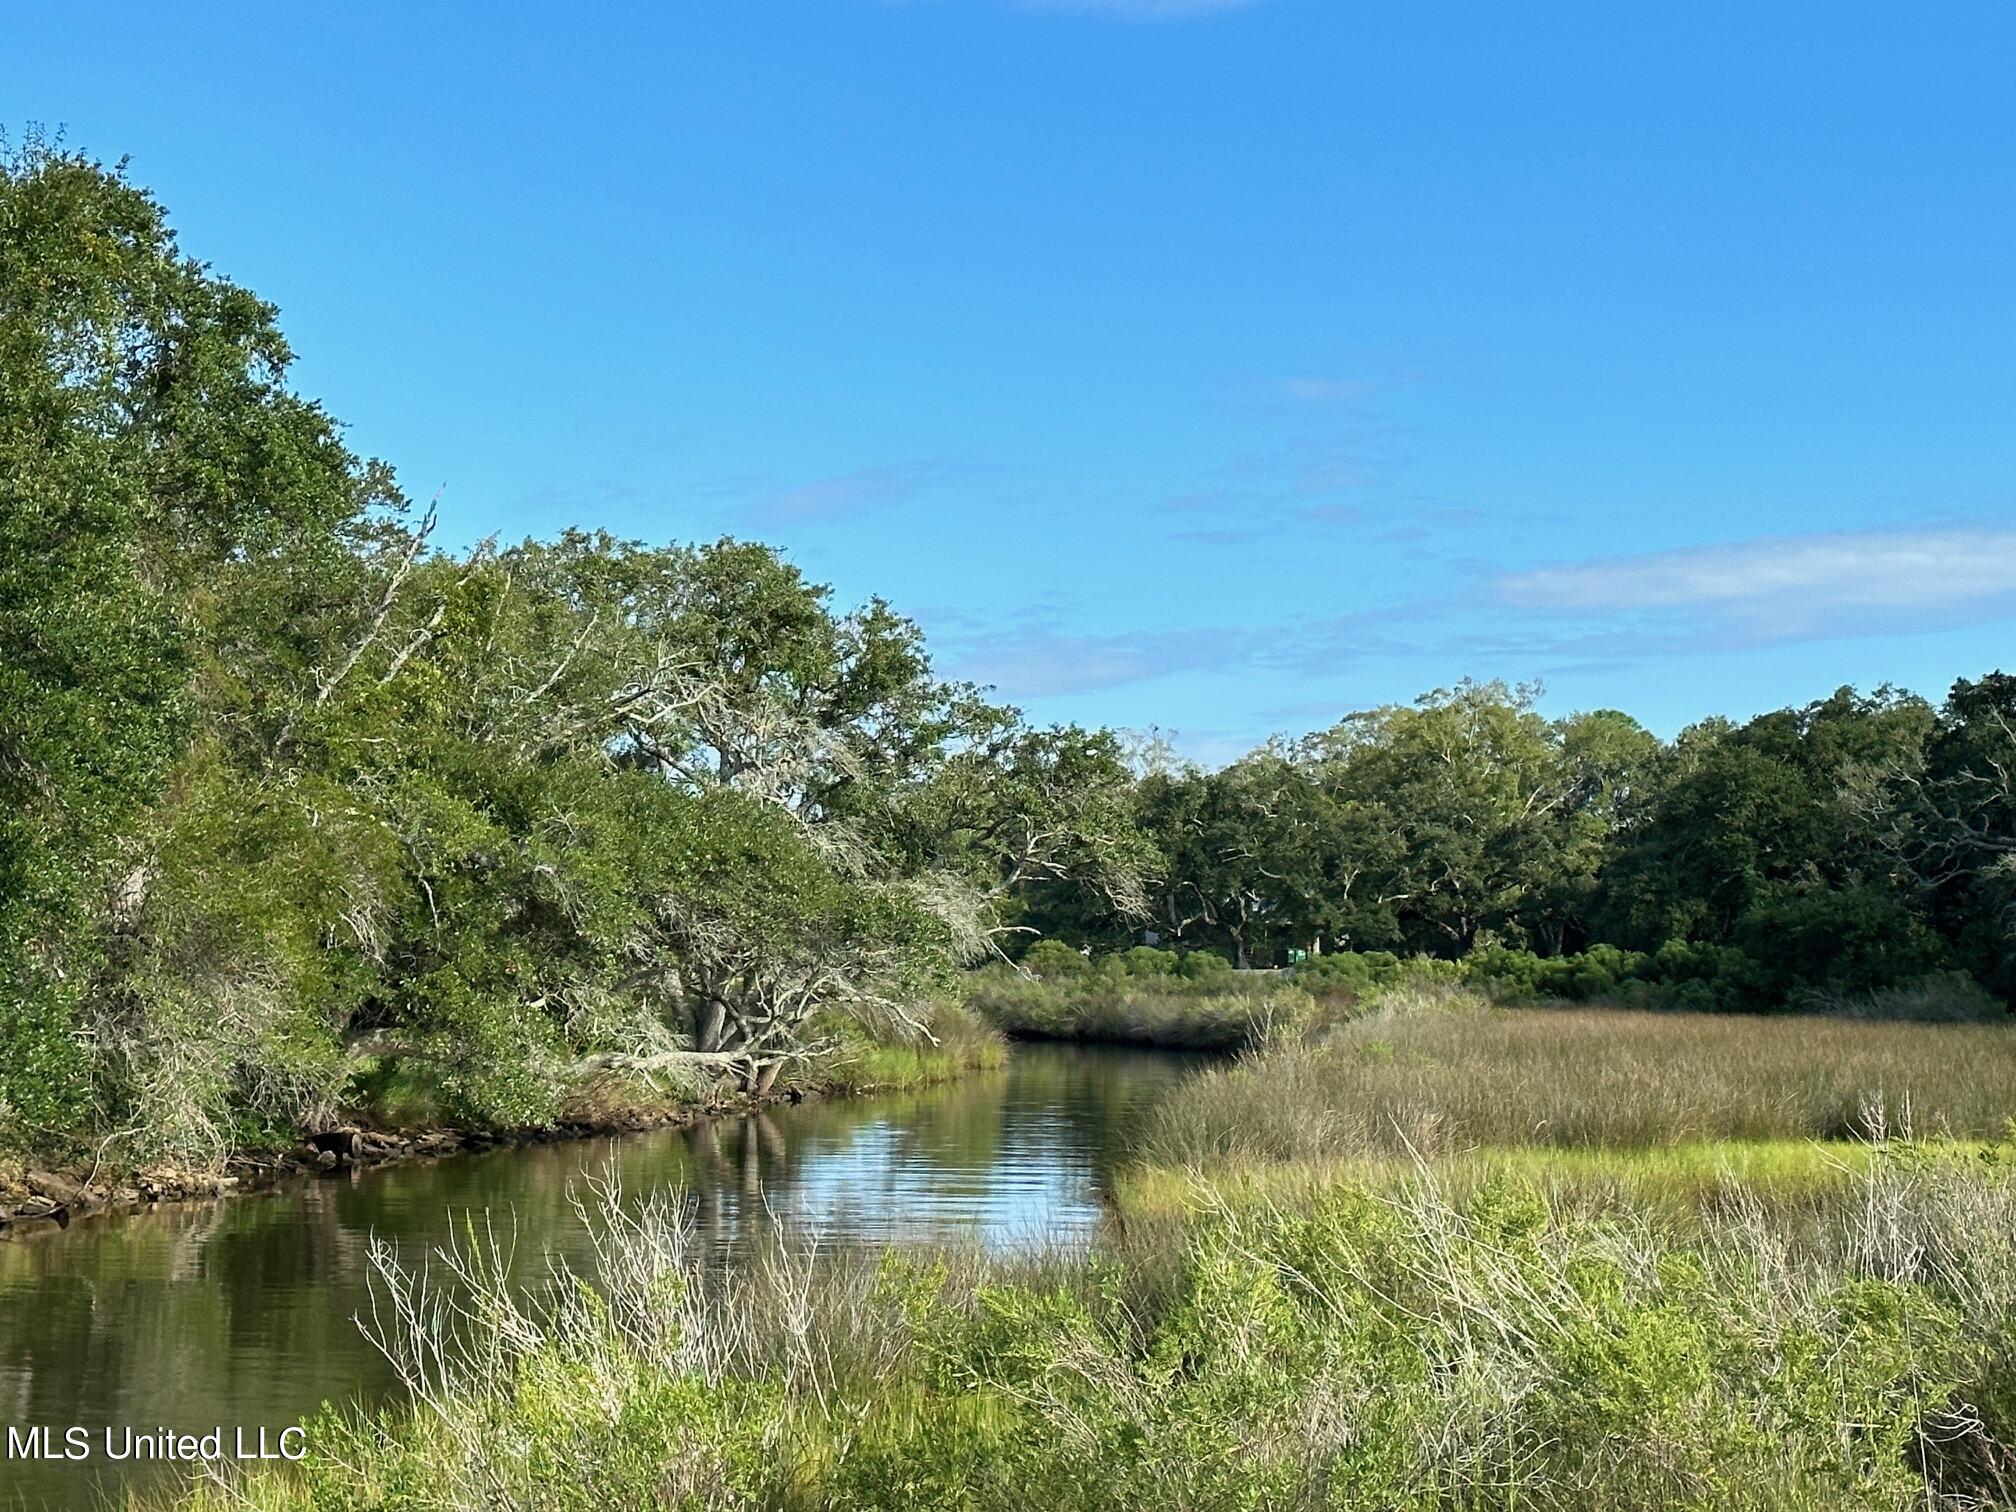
xmin=10 ymin=2 xmax=2015 ymax=763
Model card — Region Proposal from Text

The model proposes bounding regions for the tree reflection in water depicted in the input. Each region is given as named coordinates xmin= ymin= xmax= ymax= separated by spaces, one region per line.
xmin=0 ymin=1043 xmax=1206 ymax=1510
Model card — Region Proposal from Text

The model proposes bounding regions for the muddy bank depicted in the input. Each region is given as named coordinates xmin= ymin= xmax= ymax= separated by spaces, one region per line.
xmin=0 ymin=1086 xmax=815 ymax=1237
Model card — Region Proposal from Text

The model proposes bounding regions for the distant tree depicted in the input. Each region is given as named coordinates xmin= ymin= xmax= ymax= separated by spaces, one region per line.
xmin=1302 ymin=682 xmax=1651 ymax=956
xmin=1517 ymin=708 xmax=1663 ymax=953
xmin=1599 ymin=687 xmax=1936 ymax=955
xmin=1133 ymin=753 xmax=1389 ymax=965
xmin=1842 ymin=672 xmax=2016 ymax=997
xmin=898 ymin=715 xmax=1156 ymax=954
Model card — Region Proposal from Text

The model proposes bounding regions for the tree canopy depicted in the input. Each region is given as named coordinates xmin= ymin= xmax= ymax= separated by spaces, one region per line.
xmin=0 ymin=144 xmax=1147 ymax=1162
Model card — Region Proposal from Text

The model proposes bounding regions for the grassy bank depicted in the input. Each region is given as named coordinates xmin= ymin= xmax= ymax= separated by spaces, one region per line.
xmin=1113 ymin=1136 xmax=2007 ymax=1231
xmin=535 ymin=1001 xmax=1007 ymax=1125
xmin=165 ymin=1154 xmax=2016 ymax=1512
xmin=1141 ymin=983 xmax=2016 ymax=1165
xmin=365 ymin=1001 xmax=1007 ymax=1132
xmin=810 ymin=1001 xmax=1009 ymax=1095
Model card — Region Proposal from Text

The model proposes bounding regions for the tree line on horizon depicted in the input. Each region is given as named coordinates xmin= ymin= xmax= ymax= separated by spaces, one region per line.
xmin=1022 ymin=673 xmax=2016 ymax=1016
xmin=4 ymin=142 xmax=2012 ymax=1169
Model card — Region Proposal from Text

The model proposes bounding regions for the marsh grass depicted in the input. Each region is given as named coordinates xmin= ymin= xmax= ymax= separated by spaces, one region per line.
xmin=813 ymin=1000 xmax=1008 ymax=1096
xmin=1114 ymin=1134 xmax=2010 ymax=1236
xmin=164 ymin=1154 xmax=2016 ymax=1512
xmin=1143 ymin=987 xmax=2016 ymax=1166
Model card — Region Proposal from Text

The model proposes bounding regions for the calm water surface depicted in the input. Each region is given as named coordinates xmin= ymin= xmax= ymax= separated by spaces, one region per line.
xmin=0 ymin=1043 xmax=1202 ymax=1509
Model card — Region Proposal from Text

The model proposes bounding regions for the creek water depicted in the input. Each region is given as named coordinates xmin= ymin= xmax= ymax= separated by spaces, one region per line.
xmin=0 ymin=1042 xmax=1204 ymax=1509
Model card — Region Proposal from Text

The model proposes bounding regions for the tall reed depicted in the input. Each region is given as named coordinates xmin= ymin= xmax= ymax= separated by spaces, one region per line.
xmin=1144 ymin=987 xmax=2016 ymax=1166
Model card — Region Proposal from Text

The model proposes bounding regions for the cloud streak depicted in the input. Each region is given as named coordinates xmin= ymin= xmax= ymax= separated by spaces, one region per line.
xmin=1500 ymin=527 xmax=2016 ymax=613
xmin=950 ymin=525 xmax=2016 ymax=702
xmin=1491 ymin=526 xmax=2016 ymax=659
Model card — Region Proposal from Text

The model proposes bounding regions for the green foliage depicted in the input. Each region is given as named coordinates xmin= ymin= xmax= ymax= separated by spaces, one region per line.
xmin=1108 ymin=676 xmax=2016 ymax=1014
xmin=1114 ymin=944 xmax=1180 ymax=978
xmin=1464 ymin=936 xmax=1990 ymax=1018
xmin=968 ymin=956 xmax=1325 ymax=1050
xmin=1018 ymin=937 xmax=1089 ymax=978
xmin=1295 ymin=949 xmax=1466 ymax=998
xmin=1121 ymin=683 xmax=1667 ymax=967
xmin=1910 ymin=672 xmax=2016 ymax=998
xmin=0 ymin=151 xmax=1150 ymax=1163
xmin=174 ymin=1165 xmax=2016 ymax=1512
xmin=1599 ymin=688 xmax=1937 ymax=948
xmin=1174 ymin=948 xmax=1233 ymax=982
xmin=1734 ymin=882 xmax=1951 ymax=997
xmin=0 ymin=137 xmax=394 ymax=1148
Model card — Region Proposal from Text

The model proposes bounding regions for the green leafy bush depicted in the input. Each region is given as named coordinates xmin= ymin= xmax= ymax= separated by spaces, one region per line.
xmin=967 ymin=958 xmax=1325 ymax=1050
xmin=1295 ymin=950 xmax=1466 ymax=999
xmin=1019 ymin=938 xmax=1089 ymax=978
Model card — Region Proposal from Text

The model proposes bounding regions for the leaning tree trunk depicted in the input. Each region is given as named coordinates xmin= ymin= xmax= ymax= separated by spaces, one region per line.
xmin=694 ymin=996 xmax=727 ymax=1053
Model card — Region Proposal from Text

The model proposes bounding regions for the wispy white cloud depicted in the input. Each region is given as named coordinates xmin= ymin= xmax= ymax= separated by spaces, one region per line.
xmin=1491 ymin=526 xmax=2016 ymax=658
xmin=1500 ymin=527 xmax=2016 ymax=614
xmin=958 ymin=524 xmax=2016 ymax=702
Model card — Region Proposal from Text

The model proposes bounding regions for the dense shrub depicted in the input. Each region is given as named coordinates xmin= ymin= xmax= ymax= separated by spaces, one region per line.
xmin=1114 ymin=944 xmax=1181 ymax=978
xmin=1019 ymin=938 xmax=1090 ymax=978
xmin=1463 ymin=939 xmax=2007 ymax=1019
xmin=1734 ymin=881 xmax=1953 ymax=997
xmin=968 ymin=958 xmax=1321 ymax=1050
